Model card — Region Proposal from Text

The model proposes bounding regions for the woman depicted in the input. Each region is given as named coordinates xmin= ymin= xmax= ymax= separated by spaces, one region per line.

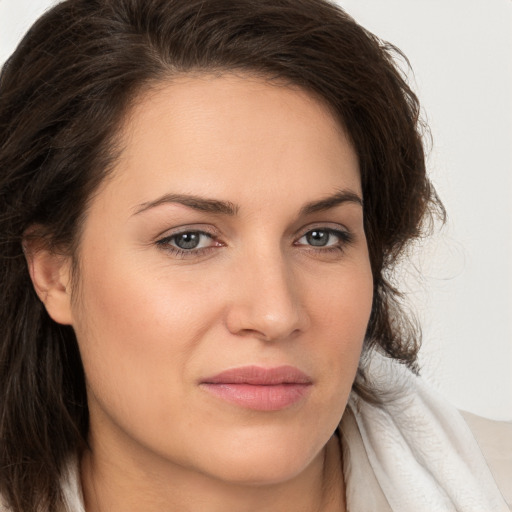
xmin=0 ymin=0 xmax=509 ymax=511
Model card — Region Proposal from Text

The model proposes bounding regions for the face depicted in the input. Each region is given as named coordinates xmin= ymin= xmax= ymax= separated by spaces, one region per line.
xmin=68 ymin=74 xmax=373 ymax=485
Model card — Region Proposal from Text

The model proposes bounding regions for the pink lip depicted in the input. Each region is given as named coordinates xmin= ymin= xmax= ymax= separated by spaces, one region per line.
xmin=200 ymin=365 xmax=313 ymax=411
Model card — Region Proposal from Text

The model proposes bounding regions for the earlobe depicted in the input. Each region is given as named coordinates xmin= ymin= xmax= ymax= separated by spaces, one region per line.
xmin=23 ymin=240 xmax=74 ymax=326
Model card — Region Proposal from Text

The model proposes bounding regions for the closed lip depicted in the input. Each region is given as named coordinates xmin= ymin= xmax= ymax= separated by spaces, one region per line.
xmin=200 ymin=365 xmax=313 ymax=385
xmin=199 ymin=365 xmax=313 ymax=411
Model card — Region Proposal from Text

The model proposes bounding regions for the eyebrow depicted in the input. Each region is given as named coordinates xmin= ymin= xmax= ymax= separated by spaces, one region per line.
xmin=133 ymin=193 xmax=239 ymax=216
xmin=299 ymin=190 xmax=363 ymax=216
xmin=132 ymin=189 xmax=362 ymax=217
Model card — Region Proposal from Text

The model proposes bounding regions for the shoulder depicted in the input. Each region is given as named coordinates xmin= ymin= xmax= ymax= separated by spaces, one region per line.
xmin=461 ymin=410 xmax=512 ymax=509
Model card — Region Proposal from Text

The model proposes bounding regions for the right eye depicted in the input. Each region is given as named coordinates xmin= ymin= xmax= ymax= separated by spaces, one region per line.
xmin=167 ymin=231 xmax=211 ymax=250
xmin=156 ymin=230 xmax=222 ymax=256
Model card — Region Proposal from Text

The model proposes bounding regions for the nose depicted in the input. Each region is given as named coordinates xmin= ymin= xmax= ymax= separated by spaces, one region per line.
xmin=225 ymin=250 xmax=310 ymax=342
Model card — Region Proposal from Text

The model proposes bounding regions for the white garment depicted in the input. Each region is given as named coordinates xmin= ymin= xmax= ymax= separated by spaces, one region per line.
xmin=341 ymin=352 xmax=510 ymax=511
xmin=55 ymin=352 xmax=510 ymax=511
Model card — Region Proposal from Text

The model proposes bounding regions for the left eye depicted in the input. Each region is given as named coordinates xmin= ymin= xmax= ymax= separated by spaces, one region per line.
xmin=159 ymin=231 xmax=214 ymax=250
xmin=296 ymin=228 xmax=347 ymax=248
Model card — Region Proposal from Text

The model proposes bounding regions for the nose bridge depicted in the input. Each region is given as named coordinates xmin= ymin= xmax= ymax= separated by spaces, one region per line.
xmin=226 ymin=243 xmax=307 ymax=341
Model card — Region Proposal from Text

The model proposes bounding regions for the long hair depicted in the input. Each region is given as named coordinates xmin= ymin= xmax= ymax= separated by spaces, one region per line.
xmin=0 ymin=0 xmax=443 ymax=510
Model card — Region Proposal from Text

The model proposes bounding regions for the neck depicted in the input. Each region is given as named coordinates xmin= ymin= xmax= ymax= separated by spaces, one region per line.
xmin=80 ymin=435 xmax=345 ymax=512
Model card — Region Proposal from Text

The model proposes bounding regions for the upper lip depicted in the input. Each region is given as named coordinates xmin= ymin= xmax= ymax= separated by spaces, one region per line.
xmin=201 ymin=365 xmax=313 ymax=385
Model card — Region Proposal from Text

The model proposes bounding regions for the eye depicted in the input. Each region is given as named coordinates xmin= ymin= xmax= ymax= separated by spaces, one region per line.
xmin=296 ymin=228 xmax=352 ymax=249
xmin=157 ymin=230 xmax=220 ymax=253
xmin=171 ymin=231 xmax=209 ymax=250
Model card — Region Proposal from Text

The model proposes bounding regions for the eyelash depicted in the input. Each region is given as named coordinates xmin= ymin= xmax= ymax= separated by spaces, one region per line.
xmin=156 ymin=227 xmax=353 ymax=259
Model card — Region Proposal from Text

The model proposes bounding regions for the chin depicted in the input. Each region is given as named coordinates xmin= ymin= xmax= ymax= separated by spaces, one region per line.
xmin=214 ymin=451 xmax=317 ymax=487
xmin=193 ymin=424 xmax=328 ymax=486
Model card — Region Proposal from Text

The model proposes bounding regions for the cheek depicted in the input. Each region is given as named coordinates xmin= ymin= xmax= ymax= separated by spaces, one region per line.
xmin=306 ymin=260 xmax=373 ymax=388
xmin=70 ymin=248 xmax=222 ymax=419
xmin=307 ymin=258 xmax=373 ymax=340
xmin=74 ymin=244 xmax=218 ymax=344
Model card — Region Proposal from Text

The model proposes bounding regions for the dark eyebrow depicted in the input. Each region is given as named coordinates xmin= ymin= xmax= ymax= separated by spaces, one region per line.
xmin=133 ymin=193 xmax=239 ymax=216
xmin=299 ymin=190 xmax=363 ymax=216
xmin=133 ymin=189 xmax=361 ymax=217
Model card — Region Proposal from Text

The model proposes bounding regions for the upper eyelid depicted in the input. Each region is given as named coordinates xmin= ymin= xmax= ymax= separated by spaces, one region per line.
xmin=298 ymin=226 xmax=348 ymax=236
xmin=155 ymin=224 xmax=219 ymax=241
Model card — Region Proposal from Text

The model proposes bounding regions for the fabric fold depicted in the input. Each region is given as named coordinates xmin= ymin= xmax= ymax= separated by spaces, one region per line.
xmin=345 ymin=351 xmax=509 ymax=511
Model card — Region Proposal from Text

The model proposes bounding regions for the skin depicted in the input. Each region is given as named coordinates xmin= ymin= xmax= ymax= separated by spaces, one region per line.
xmin=29 ymin=74 xmax=373 ymax=511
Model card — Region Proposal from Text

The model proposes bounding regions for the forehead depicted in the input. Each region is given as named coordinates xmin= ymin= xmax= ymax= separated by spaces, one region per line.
xmin=95 ymin=73 xmax=360 ymax=216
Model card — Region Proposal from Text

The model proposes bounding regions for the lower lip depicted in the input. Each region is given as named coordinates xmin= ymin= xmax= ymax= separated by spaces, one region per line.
xmin=200 ymin=383 xmax=312 ymax=411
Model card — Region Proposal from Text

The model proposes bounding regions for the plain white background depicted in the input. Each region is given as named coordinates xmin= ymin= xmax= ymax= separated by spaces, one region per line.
xmin=1 ymin=0 xmax=511 ymax=420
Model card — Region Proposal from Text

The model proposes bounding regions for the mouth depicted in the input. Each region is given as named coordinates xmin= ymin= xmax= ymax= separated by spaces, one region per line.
xmin=199 ymin=365 xmax=313 ymax=411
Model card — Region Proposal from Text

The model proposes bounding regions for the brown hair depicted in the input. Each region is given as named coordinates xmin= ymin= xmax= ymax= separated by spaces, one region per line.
xmin=0 ymin=0 xmax=443 ymax=510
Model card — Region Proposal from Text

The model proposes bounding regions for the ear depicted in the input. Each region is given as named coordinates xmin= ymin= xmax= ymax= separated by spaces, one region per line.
xmin=23 ymin=238 xmax=74 ymax=325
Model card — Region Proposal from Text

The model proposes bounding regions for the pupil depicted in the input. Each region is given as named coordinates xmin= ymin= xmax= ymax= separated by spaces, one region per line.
xmin=175 ymin=232 xmax=200 ymax=249
xmin=306 ymin=230 xmax=329 ymax=246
